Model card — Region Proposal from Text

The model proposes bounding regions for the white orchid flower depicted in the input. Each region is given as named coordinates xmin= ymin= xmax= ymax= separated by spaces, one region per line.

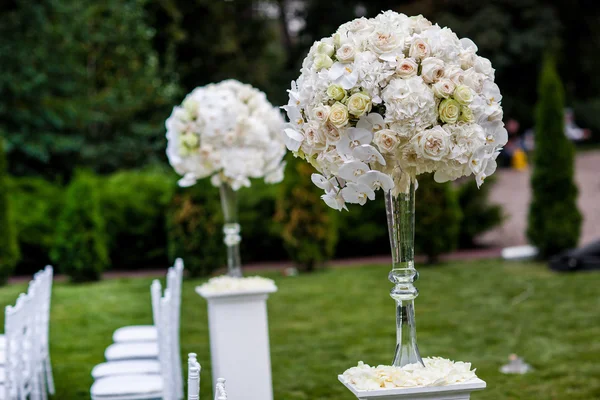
xmin=338 ymin=160 xmax=370 ymax=182
xmin=475 ymin=158 xmax=497 ymax=187
xmin=358 ymin=170 xmax=394 ymax=191
xmin=328 ymin=62 xmax=359 ymax=90
xmin=311 ymin=173 xmax=338 ymax=193
xmin=341 ymin=182 xmax=376 ymax=205
xmin=468 ymin=146 xmax=493 ymax=175
xmin=283 ymin=128 xmax=304 ymax=152
xmin=482 ymin=120 xmax=508 ymax=147
xmin=321 ymin=192 xmax=347 ymax=211
xmin=352 ymin=144 xmax=386 ymax=165
xmin=356 ymin=113 xmax=385 ymax=132
xmin=336 ymin=127 xmax=373 ymax=156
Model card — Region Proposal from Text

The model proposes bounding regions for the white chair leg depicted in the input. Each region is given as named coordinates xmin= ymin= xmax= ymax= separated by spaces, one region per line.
xmin=44 ymin=353 xmax=55 ymax=394
xmin=214 ymin=378 xmax=227 ymax=400
xmin=187 ymin=353 xmax=200 ymax=400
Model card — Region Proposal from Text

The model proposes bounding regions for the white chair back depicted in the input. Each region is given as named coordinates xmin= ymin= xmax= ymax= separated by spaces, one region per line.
xmin=150 ymin=279 xmax=177 ymax=400
xmin=187 ymin=353 xmax=200 ymax=400
xmin=5 ymin=291 xmax=41 ymax=400
xmin=31 ymin=266 xmax=54 ymax=397
xmin=214 ymin=378 xmax=227 ymax=400
xmin=167 ymin=258 xmax=184 ymax=399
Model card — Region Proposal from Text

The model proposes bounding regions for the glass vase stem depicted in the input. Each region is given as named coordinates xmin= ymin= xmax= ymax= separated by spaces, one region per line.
xmin=385 ymin=176 xmax=424 ymax=367
xmin=220 ymin=182 xmax=243 ymax=278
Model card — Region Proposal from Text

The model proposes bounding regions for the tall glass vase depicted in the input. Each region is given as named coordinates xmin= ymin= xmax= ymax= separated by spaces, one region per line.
xmin=385 ymin=172 xmax=424 ymax=367
xmin=219 ymin=182 xmax=243 ymax=278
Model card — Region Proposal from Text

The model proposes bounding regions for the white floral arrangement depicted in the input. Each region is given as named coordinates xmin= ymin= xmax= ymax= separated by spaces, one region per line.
xmin=283 ymin=11 xmax=507 ymax=210
xmin=342 ymin=358 xmax=478 ymax=390
xmin=166 ymin=79 xmax=286 ymax=190
xmin=197 ymin=276 xmax=277 ymax=295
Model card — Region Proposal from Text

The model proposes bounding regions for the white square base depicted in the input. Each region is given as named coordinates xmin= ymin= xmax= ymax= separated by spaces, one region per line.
xmin=338 ymin=375 xmax=486 ymax=400
xmin=197 ymin=287 xmax=277 ymax=400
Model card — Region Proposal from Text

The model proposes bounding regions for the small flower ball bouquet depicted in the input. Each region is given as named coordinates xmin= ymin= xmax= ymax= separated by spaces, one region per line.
xmin=166 ymin=80 xmax=286 ymax=277
xmin=283 ymin=11 xmax=507 ymax=210
xmin=166 ymin=79 xmax=286 ymax=190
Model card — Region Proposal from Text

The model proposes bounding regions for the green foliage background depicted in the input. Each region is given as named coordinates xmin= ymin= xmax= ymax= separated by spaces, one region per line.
xmin=0 ymin=138 xmax=20 ymax=284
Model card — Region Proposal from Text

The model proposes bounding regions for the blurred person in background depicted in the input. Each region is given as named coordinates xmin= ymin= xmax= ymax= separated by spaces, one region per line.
xmin=564 ymin=108 xmax=591 ymax=142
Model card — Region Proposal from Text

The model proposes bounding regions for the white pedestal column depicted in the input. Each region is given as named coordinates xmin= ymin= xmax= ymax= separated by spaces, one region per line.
xmin=339 ymin=376 xmax=486 ymax=400
xmin=196 ymin=287 xmax=277 ymax=400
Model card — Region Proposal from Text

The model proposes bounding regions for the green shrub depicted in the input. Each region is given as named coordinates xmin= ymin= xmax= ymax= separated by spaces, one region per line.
xmin=99 ymin=169 xmax=176 ymax=269
xmin=528 ymin=57 xmax=582 ymax=258
xmin=275 ymin=158 xmax=338 ymax=272
xmin=238 ymin=180 xmax=287 ymax=263
xmin=456 ymin=176 xmax=504 ymax=248
xmin=415 ymin=174 xmax=462 ymax=264
xmin=0 ymin=138 xmax=20 ymax=284
xmin=335 ymin=194 xmax=389 ymax=258
xmin=9 ymin=176 xmax=64 ymax=274
xmin=51 ymin=172 xmax=109 ymax=281
xmin=166 ymin=179 xmax=225 ymax=277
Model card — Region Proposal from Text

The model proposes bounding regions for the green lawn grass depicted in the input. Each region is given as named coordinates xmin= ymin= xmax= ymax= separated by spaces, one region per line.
xmin=1 ymin=260 xmax=599 ymax=399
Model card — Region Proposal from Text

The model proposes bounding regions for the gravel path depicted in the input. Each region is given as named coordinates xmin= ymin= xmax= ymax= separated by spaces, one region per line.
xmin=478 ymin=150 xmax=600 ymax=248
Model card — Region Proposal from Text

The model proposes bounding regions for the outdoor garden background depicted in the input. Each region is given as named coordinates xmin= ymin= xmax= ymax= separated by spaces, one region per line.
xmin=0 ymin=0 xmax=599 ymax=399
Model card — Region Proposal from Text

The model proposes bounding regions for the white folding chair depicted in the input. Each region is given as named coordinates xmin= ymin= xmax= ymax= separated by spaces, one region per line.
xmin=90 ymin=281 xmax=177 ymax=400
xmin=112 ymin=259 xmax=184 ymax=344
xmin=2 ymin=291 xmax=43 ymax=400
xmin=186 ymin=354 xmax=200 ymax=400
xmin=0 ymin=266 xmax=53 ymax=400
xmin=105 ymin=261 xmax=184 ymax=366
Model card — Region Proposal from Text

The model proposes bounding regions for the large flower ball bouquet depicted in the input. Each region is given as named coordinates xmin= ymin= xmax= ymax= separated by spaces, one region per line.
xmin=283 ymin=11 xmax=507 ymax=392
xmin=166 ymin=79 xmax=285 ymax=282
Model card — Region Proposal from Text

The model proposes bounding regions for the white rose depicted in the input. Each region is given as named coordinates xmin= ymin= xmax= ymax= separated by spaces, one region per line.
xmin=459 ymin=50 xmax=477 ymax=69
xmin=323 ymin=122 xmax=341 ymax=143
xmin=445 ymin=65 xmax=464 ymax=86
xmin=396 ymin=58 xmax=418 ymax=78
xmin=336 ymin=44 xmax=356 ymax=63
xmin=411 ymin=126 xmax=450 ymax=161
xmin=453 ymin=85 xmax=474 ymax=105
xmin=347 ymin=93 xmax=372 ymax=117
xmin=326 ymin=84 xmax=347 ymax=102
xmin=432 ymin=79 xmax=455 ymax=98
xmin=313 ymin=54 xmax=334 ymax=70
xmin=374 ymin=129 xmax=401 ymax=153
xmin=474 ymin=56 xmax=493 ymax=77
xmin=409 ymin=38 xmax=430 ymax=60
xmin=409 ymin=15 xmax=432 ymax=34
xmin=312 ymin=105 xmax=331 ymax=122
xmin=304 ymin=122 xmax=327 ymax=148
xmin=462 ymin=68 xmax=485 ymax=93
xmin=459 ymin=106 xmax=475 ymax=123
xmin=439 ymin=98 xmax=460 ymax=124
xmin=420 ymin=57 xmax=445 ymax=83
xmin=328 ymin=102 xmax=350 ymax=128
xmin=316 ymin=41 xmax=335 ymax=57
xmin=369 ymin=30 xmax=402 ymax=54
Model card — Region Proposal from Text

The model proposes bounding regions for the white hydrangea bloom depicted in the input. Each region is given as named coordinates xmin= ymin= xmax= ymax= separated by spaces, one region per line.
xmin=283 ymin=11 xmax=506 ymax=210
xmin=166 ymin=80 xmax=286 ymax=190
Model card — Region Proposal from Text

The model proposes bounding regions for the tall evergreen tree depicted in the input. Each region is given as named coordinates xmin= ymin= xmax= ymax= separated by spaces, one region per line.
xmin=527 ymin=57 xmax=582 ymax=258
xmin=0 ymin=138 xmax=20 ymax=285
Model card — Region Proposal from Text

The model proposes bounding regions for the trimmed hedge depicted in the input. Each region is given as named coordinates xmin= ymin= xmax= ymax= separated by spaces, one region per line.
xmin=276 ymin=158 xmax=338 ymax=272
xmin=50 ymin=172 xmax=109 ymax=282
